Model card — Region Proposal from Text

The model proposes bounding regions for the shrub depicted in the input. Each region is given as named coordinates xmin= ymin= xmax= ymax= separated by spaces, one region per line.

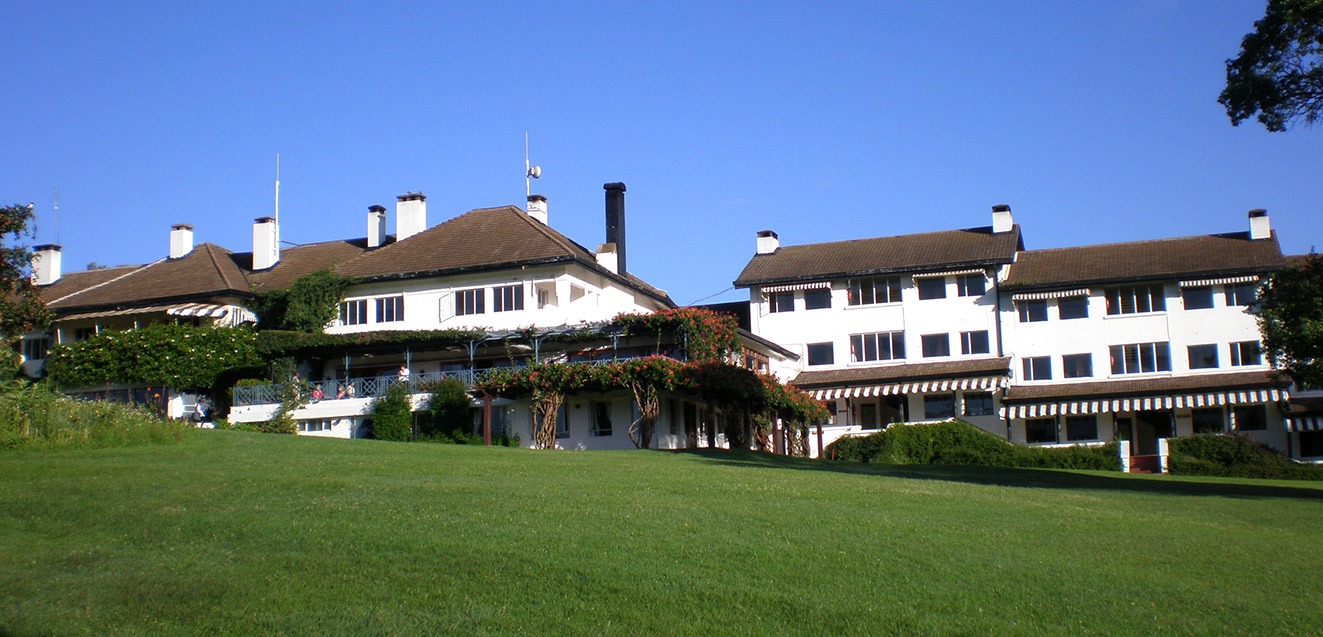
xmin=1168 ymin=434 xmax=1323 ymax=480
xmin=422 ymin=378 xmax=473 ymax=439
xmin=369 ymin=383 xmax=413 ymax=442
xmin=827 ymin=420 xmax=1120 ymax=471
xmin=0 ymin=383 xmax=186 ymax=449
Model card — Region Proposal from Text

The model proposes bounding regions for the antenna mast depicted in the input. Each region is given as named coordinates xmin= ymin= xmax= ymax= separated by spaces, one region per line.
xmin=52 ymin=188 xmax=61 ymax=244
xmin=524 ymin=132 xmax=540 ymax=197
xmin=274 ymin=153 xmax=281 ymax=246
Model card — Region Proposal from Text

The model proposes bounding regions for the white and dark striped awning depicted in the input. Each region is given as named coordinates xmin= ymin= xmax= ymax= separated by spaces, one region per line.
xmin=1178 ymin=275 xmax=1260 ymax=288
xmin=167 ymin=303 xmax=232 ymax=318
xmin=1002 ymin=388 xmax=1288 ymax=419
xmin=762 ymin=281 xmax=831 ymax=293
xmin=1287 ymin=416 xmax=1323 ymax=432
xmin=1011 ymin=288 xmax=1091 ymax=301
xmin=911 ymin=268 xmax=987 ymax=279
xmin=808 ymin=375 xmax=1007 ymax=400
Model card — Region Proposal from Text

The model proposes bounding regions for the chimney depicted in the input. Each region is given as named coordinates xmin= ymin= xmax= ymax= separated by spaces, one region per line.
xmin=1249 ymin=208 xmax=1271 ymax=240
xmin=252 ymin=216 xmax=279 ymax=270
xmin=596 ymin=242 xmax=619 ymax=274
xmin=604 ymin=182 xmax=627 ymax=274
xmin=31 ymin=244 xmax=62 ymax=286
xmin=527 ymin=194 xmax=548 ymax=225
xmin=992 ymin=204 xmax=1014 ymax=234
xmin=396 ymin=192 xmax=427 ymax=242
xmin=367 ymin=205 xmax=387 ymax=248
xmin=756 ymin=230 xmax=780 ymax=255
xmin=169 ymin=224 xmax=194 ymax=259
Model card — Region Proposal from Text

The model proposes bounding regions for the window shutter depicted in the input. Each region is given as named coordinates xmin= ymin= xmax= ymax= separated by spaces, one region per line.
xmin=438 ymin=292 xmax=454 ymax=322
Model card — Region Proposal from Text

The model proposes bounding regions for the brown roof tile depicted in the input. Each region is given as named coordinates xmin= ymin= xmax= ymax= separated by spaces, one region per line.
xmin=244 ymin=238 xmax=372 ymax=291
xmin=792 ymin=357 xmax=1011 ymax=389
xmin=1002 ymin=370 xmax=1290 ymax=404
xmin=1287 ymin=396 xmax=1323 ymax=417
xmin=44 ymin=243 xmax=251 ymax=312
xmin=734 ymin=226 xmax=1022 ymax=287
xmin=1006 ymin=232 xmax=1285 ymax=291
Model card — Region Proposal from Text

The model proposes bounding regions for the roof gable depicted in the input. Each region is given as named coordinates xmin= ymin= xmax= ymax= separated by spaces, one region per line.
xmin=44 ymin=243 xmax=251 ymax=311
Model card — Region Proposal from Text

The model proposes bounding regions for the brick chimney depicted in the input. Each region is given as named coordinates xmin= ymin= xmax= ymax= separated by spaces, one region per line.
xmin=527 ymin=194 xmax=548 ymax=225
xmin=1248 ymin=209 xmax=1271 ymax=240
xmin=992 ymin=204 xmax=1014 ymax=234
xmin=252 ymin=216 xmax=279 ymax=270
xmin=367 ymin=205 xmax=387 ymax=248
xmin=756 ymin=230 xmax=779 ymax=255
xmin=170 ymin=224 xmax=194 ymax=259
xmin=31 ymin=244 xmax=62 ymax=285
xmin=604 ymin=183 xmax=627 ymax=274
xmin=396 ymin=192 xmax=427 ymax=242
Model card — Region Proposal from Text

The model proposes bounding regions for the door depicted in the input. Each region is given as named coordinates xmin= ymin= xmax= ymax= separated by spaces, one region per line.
xmin=1133 ymin=410 xmax=1173 ymax=455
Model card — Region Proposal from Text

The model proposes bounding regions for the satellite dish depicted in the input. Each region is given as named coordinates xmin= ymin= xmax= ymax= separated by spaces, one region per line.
xmin=528 ymin=165 xmax=542 ymax=179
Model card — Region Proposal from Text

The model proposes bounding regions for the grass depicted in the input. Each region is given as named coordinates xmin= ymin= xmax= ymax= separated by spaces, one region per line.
xmin=0 ymin=384 xmax=186 ymax=450
xmin=2 ymin=431 xmax=1322 ymax=635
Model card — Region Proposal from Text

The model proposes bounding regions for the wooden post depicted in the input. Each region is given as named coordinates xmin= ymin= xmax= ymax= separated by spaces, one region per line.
xmin=482 ymin=395 xmax=492 ymax=446
xmin=815 ymin=420 xmax=824 ymax=459
xmin=772 ymin=415 xmax=782 ymax=455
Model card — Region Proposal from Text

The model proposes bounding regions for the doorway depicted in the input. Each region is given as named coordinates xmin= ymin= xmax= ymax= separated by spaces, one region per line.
xmin=1132 ymin=410 xmax=1173 ymax=455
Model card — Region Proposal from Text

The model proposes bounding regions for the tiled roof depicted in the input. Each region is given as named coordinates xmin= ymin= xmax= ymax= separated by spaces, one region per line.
xmin=791 ymin=357 xmax=1011 ymax=389
xmin=1287 ymin=396 xmax=1323 ymax=417
xmin=1285 ymin=253 xmax=1318 ymax=269
xmin=1005 ymin=232 xmax=1285 ymax=291
xmin=244 ymin=238 xmax=373 ymax=291
xmin=1001 ymin=370 xmax=1290 ymax=404
xmin=43 ymin=243 xmax=251 ymax=312
xmin=734 ymin=226 xmax=1022 ymax=287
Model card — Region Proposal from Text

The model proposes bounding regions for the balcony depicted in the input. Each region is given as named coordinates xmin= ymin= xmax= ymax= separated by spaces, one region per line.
xmin=232 ymin=369 xmax=480 ymax=407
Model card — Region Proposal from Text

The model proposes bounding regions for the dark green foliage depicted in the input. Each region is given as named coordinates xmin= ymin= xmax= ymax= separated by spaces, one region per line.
xmin=422 ymin=378 xmax=473 ymax=439
xmin=1169 ymin=434 xmax=1323 ymax=480
xmin=1255 ymin=253 xmax=1323 ymax=388
xmin=369 ymin=383 xmax=413 ymax=442
xmin=1 ymin=203 xmax=52 ymax=379
xmin=250 ymin=269 xmax=353 ymax=333
xmin=255 ymin=328 xmax=484 ymax=359
xmin=1219 ymin=0 xmax=1323 ymax=131
xmin=0 ymin=383 xmax=186 ymax=449
xmin=828 ymin=420 xmax=1120 ymax=471
xmin=44 ymin=324 xmax=263 ymax=392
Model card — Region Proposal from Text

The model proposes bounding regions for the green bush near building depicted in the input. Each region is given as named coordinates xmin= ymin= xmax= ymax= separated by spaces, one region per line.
xmin=1169 ymin=433 xmax=1323 ymax=480
xmin=828 ymin=419 xmax=1120 ymax=471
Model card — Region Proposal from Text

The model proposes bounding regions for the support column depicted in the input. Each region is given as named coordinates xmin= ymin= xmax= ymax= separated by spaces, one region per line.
xmin=482 ymin=395 xmax=492 ymax=446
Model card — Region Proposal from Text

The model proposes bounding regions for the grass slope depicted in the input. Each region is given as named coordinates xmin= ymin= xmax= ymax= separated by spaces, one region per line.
xmin=2 ymin=431 xmax=1322 ymax=635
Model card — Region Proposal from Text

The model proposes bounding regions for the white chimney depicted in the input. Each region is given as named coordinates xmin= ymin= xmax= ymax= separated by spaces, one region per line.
xmin=367 ymin=205 xmax=387 ymax=248
xmin=169 ymin=224 xmax=194 ymax=259
xmin=252 ymin=216 xmax=279 ymax=270
xmin=396 ymin=192 xmax=427 ymax=241
xmin=596 ymin=242 xmax=619 ymax=274
xmin=756 ymin=230 xmax=779 ymax=255
xmin=992 ymin=204 xmax=1014 ymax=234
xmin=527 ymin=194 xmax=548 ymax=225
xmin=31 ymin=244 xmax=62 ymax=286
xmin=1249 ymin=208 xmax=1271 ymax=240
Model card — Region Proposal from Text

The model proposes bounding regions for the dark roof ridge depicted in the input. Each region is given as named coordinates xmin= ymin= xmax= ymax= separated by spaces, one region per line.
xmin=777 ymin=224 xmax=999 ymax=251
xmin=1020 ymin=230 xmax=1261 ymax=255
xmin=197 ymin=243 xmax=249 ymax=292
xmin=47 ymin=259 xmax=162 ymax=305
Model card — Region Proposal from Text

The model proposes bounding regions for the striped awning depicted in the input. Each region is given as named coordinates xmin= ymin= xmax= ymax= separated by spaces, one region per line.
xmin=1287 ymin=416 xmax=1323 ymax=432
xmin=58 ymin=305 xmax=175 ymax=321
xmin=1011 ymin=288 xmax=1091 ymax=301
xmin=912 ymin=268 xmax=987 ymax=279
xmin=1179 ymin=275 xmax=1260 ymax=288
xmin=1002 ymin=388 xmax=1288 ymax=419
xmin=167 ymin=303 xmax=232 ymax=318
xmin=808 ymin=375 xmax=1007 ymax=400
xmin=762 ymin=281 xmax=831 ymax=293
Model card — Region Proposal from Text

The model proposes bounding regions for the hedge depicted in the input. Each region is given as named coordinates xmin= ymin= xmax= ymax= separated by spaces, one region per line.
xmin=827 ymin=420 xmax=1120 ymax=471
xmin=1168 ymin=434 xmax=1323 ymax=481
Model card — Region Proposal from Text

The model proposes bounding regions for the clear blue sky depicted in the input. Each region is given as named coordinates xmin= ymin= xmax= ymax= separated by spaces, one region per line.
xmin=2 ymin=1 xmax=1319 ymax=306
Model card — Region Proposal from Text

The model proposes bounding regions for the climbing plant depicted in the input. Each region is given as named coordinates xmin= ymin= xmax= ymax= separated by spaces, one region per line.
xmin=614 ymin=307 xmax=741 ymax=362
xmin=251 ymin=269 xmax=354 ymax=333
xmin=44 ymin=324 xmax=263 ymax=392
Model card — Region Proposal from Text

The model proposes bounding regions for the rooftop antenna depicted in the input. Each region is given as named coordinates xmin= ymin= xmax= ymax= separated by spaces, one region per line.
xmin=524 ymin=132 xmax=541 ymax=197
xmin=274 ymin=153 xmax=280 ymax=246
xmin=52 ymin=187 xmax=60 ymax=244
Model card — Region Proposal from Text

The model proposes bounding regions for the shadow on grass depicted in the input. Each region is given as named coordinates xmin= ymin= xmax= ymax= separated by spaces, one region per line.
xmin=674 ymin=449 xmax=1323 ymax=501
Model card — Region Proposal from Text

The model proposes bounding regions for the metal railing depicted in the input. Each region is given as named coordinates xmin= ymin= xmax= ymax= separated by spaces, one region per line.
xmin=233 ymin=369 xmax=479 ymax=407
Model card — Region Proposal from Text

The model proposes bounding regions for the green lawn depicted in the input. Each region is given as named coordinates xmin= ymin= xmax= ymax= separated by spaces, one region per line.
xmin=2 ymin=431 xmax=1321 ymax=635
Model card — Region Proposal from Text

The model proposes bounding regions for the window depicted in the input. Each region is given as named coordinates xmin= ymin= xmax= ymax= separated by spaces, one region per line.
xmin=592 ymin=402 xmax=613 ymax=437
xmin=1225 ymin=282 xmax=1257 ymax=306
xmin=917 ymin=277 xmax=947 ymax=300
xmin=960 ymin=330 xmax=990 ymax=355
xmin=1230 ymin=341 xmax=1262 ymax=366
xmin=1106 ymin=285 xmax=1166 ymax=315
xmin=1025 ymin=417 xmax=1058 ymax=444
xmin=956 ymin=274 xmax=986 ymax=297
xmin=667 ymin=400 xmax=679 ymax=436
xmin=298 ymin=419 xmax=333 ymax=433
xmin=493 ymin=284 xmax=525 ymax=312
xmin=1301 ymin=431 xmax=1323 ymax=457
xmin=807 ymin=343 xmax=834 ymax=366
xmin=456 ymin=289 xmax=485 ymax=316
xmin=1233 ymin=405 xmax=1267 ymax=431
xmin=73 ymin=326 xmax=98 ymax=342
xmin=1182 ymin=286 xmax=1214 ymax=310
xmin=921 ymin=333 xmax=950 ymax=358
xmin=803 ymin=288 xmax=832 ymax=310
xmin=375 ymin=296 xmax=404 ymax=323
xmin=1064 ymin=416 xmax=1098 ymax=442
xmin=555 ymin=404 xmax=569 ymax=439
xmin=1022 ymin=356 xmax=1052 ymax=381
xmin=963 ymin=392 xmax=994 ymax=417
xmin=1191 ymin=407 xmax=1225 ymax=434
xmin=340 ymin=300 xmax=368 ymax=325
xmin=768 ymin=291 xmax=795 ymax=313
xmin=1062 ymin=353 xmax=1093 ymax=378
xmin=850 ymin=331 xmax=905 ymax=362
xmin=1109 ymin=342 xmax=1172 ymax=375
xmin=1187 ymin=344 xmax=1219 ymax=370
xmin=21 ymin=336 xmax=50 ymax=361
xmin=847 ymin=277 xmax=902 ymax=306
xmin=1057 ymin=296 xmax=1089 ymax=320
xmin=1018 ymin=300 xmax=1048 ymax=322
xmin=859 ymin=403 xmax=879 ymax=429
xmin=923 ymin=394 xmax=955 ymax=420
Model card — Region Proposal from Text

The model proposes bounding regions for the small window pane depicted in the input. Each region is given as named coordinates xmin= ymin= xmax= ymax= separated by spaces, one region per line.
xmin=917 ymin=277 xmax=947 ymax=300
xmin=1192 ymin=408 xmax=1225 ymax=433
xmin=1023 ymin=356 xmax=1052 ymax=381
xmin=807 ymin=343 xmax=834 ymax=366
xmin=803 ymin=288 xmax=831 ymax=310
xmin=921 ymin=333 xmax=950 ymax=358
xmin=956 ymin=274 xmax=986 ymax=297
xmin=1182 ymin=286 xmax=1214 ymax=310
xmin=1233 ymin=405 xmax=1266 ymax=431
xmin=1025 ymin=418 xmax=1058 ymax=444
xmin=923 ymin=394 xmax=955 ymax=420
xmin=963 ymin=392 xmax=994 ymax=417
xmin=1065 ymin=416 xmax=1098 ymax=441
xmin=1062 ymin=353 xmax=1092 ymax=378
xmin=1188 ymin=344 xmax=1219 ymax=369
xmin=960 ymin=330 xmax=990 ymax=355
xmin=768 ymin=291 xmax=795 ymax=313
xmin=1018 ymin=300 xmax=1048 ymax=322
xmin=1058 ymin=296 xmax=1089 ymax=320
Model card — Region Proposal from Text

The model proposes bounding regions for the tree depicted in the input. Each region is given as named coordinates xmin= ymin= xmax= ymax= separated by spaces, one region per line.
xmin=1255 ymin=253 xmax=1323 ymax=387
xmin=1219 ymin=0 xmax=1323 ymax=131
xmin=1 ymin=203 xmax=52 ymax=380
xmin=369 ymin=382 xmax=414 ymax=441
xmin=423 ymin=377 xmax=473 ymax=439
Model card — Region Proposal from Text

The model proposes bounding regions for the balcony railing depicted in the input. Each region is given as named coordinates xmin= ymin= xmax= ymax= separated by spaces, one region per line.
xmin=232 ymin=369 xmax=479 ymax=407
